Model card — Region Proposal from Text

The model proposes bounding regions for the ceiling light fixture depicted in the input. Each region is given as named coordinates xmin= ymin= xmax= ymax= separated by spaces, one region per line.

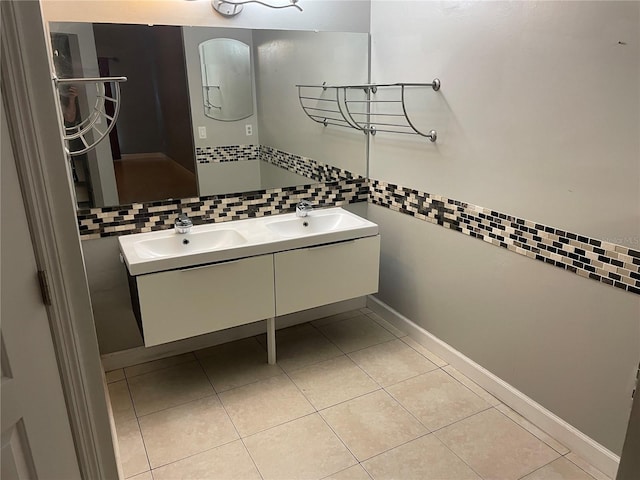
xmin=211 ymin=0 xmax=302 ymax=17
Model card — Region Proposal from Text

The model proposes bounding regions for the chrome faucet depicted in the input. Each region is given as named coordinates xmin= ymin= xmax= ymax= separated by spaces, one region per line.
xmin=296 ymin=200 xmax=312 ymax=218
xmin=175 ymin=213 xmax=193 ymax=234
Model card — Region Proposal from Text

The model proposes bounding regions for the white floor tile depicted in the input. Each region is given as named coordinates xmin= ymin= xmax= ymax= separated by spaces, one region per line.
xmin=244 ymin=413 xmax=357 ymax=480
xmin=108 ymin=321 xmax=607 ymax=480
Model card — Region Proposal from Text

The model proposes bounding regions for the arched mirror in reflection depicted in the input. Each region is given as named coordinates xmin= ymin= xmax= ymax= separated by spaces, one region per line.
xmin=199 ymin=38 xmax=253 ymax=121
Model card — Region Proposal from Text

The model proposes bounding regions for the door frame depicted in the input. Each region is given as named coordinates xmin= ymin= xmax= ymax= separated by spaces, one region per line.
xmin=1 ymin=1 xmax=119 ymax=478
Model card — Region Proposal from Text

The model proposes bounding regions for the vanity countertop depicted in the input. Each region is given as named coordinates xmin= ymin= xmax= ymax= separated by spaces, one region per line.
xmin=119 ymin=207 xmax=378 ymax=276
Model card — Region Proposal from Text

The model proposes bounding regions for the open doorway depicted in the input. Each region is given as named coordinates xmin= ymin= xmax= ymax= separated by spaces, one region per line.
xmin=92 ymin=24 xmax=198 ymax=204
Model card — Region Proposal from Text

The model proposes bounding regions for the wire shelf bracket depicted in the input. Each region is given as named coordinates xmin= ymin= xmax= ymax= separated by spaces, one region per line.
xmin=54 ymin=76 xmax=127 ymax=156
xmin=296 ymin=79 xmax=441 ymax=142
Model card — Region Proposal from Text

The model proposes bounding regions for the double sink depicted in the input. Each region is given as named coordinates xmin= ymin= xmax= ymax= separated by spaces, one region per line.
xmin=119 ymin=207 xmax=379 ymax=276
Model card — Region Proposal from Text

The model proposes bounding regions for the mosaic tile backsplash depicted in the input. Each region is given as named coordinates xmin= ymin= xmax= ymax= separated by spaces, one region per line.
xmin=77 ymin=178 xmax=368 ymax=239
xmin=260 ymin=145 xmax=358 ymax=183
xmin=369 ymin=179 xmax=640 ymax=295
xmin=195 ymin=144 xmax=357 ymax=184
xmin=195 ymin=145 xmax=259 ymax=164
xmin=79 ymin=146 xmax=365 ymax=239
xmin=77 ymin=147 xmax=639 ymax=296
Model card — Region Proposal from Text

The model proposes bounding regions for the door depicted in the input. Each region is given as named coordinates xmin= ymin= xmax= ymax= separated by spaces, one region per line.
xmin=1 ymin=103 xmax=81 ymax=479
xmin=616 ymin=364 xmax=640 ymax=479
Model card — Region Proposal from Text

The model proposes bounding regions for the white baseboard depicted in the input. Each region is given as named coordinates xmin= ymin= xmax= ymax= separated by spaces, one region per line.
xmin=366 ymin=295 xmax=620 ymax=479
xmin=101 ymin=297 xmax=366 ymax=371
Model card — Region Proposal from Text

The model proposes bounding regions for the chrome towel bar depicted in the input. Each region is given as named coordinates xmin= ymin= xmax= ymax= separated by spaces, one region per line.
xmin=296 ymin=79 xmax=441 ymax=142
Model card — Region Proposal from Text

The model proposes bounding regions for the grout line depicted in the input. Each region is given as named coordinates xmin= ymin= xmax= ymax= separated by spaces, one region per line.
xmin=124 ymin=376 xmax=152 ymax=477
xmin=426 ymin=407 xmax=517 ymax=480
xmin=315 ymin=385 xmax=385 ymax=413
xmin=123 ymin=353 xmax=197 ymax=380
xmin=132 ymin=390 xmax=219 ymax=421
xmin=494 ymin=403 xmax=569 ymax=455
xmin=438 ymin=366 xmax=498 ymax=408
xmin=363 ymin=310 xmax=408 ymax=338
xmin=131 ymin=359 xmax=220 ymax=471
xmin=205 ymin=371 xmax=286 ymax=396
xmin=240 ymin=410 xmax=320 ymax=441
xmin=515 ymin=456 xmax=562 ymax=480
xmin=354 ymin=431 xmax=434 ymax=465
xmin=441 ymin=364 xmax=501 ymax=406
xmin=314 ymin=409 xmax=361 ymax=468
xmin=278 ymin=352 xmax=321 ymax=415
xmin=116 ymin=313 xmax=609 ymax=480
xmin=356 ymin=362 xmax=439 ymax=390
xmin=331 ymin=334 xmax=397 ymax=356
xmin=147 ymin=437 xmax=243 ymax=473
xmin=564 ymin=452 xmax=611 ymax=480
xmin=214 ymin=372 xmax=317 ymax=440
xmin=399 ymin=335 xmax=449 ymax=367
xmin=193 ymin=353 xmax=265 ymax=480
xmin=428 ymin=432 xmax=486 ymax=480
xmin=306 ymin=317 xmax=391 ymax=393
xmin=320 ymin=464 xmax=374 ymax=480
xmin=276 ymin=356 xmax=365 ymax=473
xmin=428 ymin=404 xmax=496 ymax=435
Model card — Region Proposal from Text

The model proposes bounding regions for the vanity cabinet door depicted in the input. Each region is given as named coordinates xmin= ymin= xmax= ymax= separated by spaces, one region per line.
xmin=274 ymin=235 xmax=380 ymax=316
xmin=137 ymin=254 xmax=275 ymax=347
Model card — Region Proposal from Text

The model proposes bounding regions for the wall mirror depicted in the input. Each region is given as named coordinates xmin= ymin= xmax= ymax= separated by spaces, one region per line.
xmin=48 ymin=22 xmax=370 ymax=211
xmin=200 ymin=38 xmax=253 ymax=121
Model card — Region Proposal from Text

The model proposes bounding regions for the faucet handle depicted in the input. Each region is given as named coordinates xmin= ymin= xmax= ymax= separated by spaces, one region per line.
xmin=296 ymin=200 xmax=312 ymax=217
xmin=175 ymin=213 xmax=193 ymax=233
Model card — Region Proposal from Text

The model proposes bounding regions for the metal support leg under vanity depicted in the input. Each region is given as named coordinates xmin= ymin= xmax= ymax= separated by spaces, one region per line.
xmin=267 ymin=317 xmax=276 ymax=364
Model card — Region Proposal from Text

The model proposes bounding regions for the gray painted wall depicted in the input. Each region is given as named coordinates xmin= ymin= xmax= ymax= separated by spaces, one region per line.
xmin=253 ymin=30 xmax=370 ymax=177
xmin=369 ymin=0 xmax=639 ymax=246
xmin=368 ymin=204 xmax=640 ymax=455
xmin=368 ymin=0 xmax=640 ymax=455
xmin=43 ymin=0 xmax=371 ymax=34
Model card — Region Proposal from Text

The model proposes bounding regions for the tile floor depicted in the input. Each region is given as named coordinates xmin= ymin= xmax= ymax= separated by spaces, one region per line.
xmin=106 ymin=308 xmax=611 ymax=480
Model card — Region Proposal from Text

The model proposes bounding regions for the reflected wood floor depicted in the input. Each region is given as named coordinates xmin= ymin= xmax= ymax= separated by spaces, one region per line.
xmin=114 ymin=154 xmax=197 ymax=205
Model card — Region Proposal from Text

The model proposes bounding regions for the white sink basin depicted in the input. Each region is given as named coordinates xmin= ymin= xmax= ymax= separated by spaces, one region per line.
xmin=134 ymin=229 xmax=247 ymax=259
xmin=119 ymin=207 xmax=378 ymax=275
xmin=265 ymin=212 xmax=364 ymax=237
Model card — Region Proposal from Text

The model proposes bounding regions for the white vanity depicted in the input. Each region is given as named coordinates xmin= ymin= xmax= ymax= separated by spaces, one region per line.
xmin=119 ymin=207 xmax=380 ymax=364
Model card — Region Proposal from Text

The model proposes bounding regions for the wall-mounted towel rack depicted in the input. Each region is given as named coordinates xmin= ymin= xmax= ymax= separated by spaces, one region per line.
xmin=203 ymin=85 xmax=222 ymax=111
xmin=54 ymin=75 xmax=127 ymax=156
xmin=296 ymin=79 xmax=441 ymax=142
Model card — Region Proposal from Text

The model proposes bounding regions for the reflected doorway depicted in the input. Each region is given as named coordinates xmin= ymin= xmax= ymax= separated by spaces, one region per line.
xmin=92 ymin=24 xmax=198 ymax=204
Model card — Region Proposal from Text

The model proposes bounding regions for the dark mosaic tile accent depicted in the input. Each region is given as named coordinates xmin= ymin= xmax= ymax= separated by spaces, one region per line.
xmin=369 ymin=179 xmax=640 ymax=296
xmin=77 ymin=178 xmax=368 ymax=239
xmin=195 ymin=145 xmax=259 ymax=164
xmin=259 ymin=145 xmax=358 ymax=183
xmin=195 ymin=144 xmax=360 ymax=185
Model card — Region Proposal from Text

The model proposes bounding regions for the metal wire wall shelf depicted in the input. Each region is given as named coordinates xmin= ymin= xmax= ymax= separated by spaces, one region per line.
xmin=54 ymin=75 xmax=127 ymax=156
xmin=296 ymin=79 xmax=441 ymax=142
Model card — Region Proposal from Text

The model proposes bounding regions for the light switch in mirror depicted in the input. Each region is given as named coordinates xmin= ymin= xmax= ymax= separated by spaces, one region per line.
xmin=199 ymin=38 xmax=253 ymax=122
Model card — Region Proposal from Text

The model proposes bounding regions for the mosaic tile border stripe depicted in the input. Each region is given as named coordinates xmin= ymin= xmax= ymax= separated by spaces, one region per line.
xmin=259 ymin=145 xmax=358 ymax=183
xmin=369 ymin=179 xmax=640 ymax=296
xmin=195 ymin=145 xmax=259 ymax=164
xmin=195 ymin=144 xmax=359 ymax=185
xmin=77 ymin=178 xmax=368 ymax=239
